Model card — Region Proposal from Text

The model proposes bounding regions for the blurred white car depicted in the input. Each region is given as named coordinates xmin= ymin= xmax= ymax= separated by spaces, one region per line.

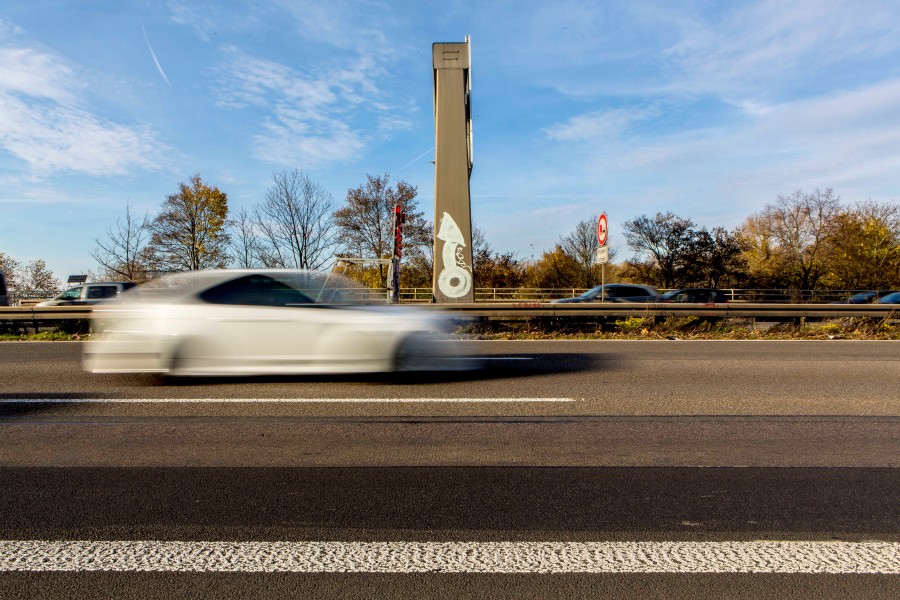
xmin=83 ymin=270 xmax=456 ymax=376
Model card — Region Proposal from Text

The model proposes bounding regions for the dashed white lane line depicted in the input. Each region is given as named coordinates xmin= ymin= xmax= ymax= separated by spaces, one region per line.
xmin=0 ymin=541 xmax=896 ymax=573
xmin=0 ymin=397 xmax=576 ymax=404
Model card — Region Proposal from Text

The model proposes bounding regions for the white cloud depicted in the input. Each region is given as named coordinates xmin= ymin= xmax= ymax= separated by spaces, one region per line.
xmin=660 ymin=0 xmax=900 ymax=101
xmin=252 ymin=115 xmax=365 ymax=168
xmin=0 ymin=47 xmax=78 ymax=103
xmin=166 ymin=0 xmax=232 ymax=43
xmin=0 ymin=96 xmax=161 ymax=176
xmin=0 ymin=26 xmax=167 ymax=176
xmin=214 ymin=45 xmax=406 ymax=167
xmin=544 ymin=107 xmax=657 ymax=142
xmin=214 ymin=49 xmax=336 ymax=110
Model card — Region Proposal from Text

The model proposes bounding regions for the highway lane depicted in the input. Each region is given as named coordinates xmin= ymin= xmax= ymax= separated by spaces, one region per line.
xmin=2 ymin=339 xmax=899 ymax=415
xmin=1 ymin=340 xmax=898 ymax=598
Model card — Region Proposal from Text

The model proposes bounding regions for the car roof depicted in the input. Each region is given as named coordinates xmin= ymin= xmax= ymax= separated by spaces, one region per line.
xmin=123 ymin=269 xmax=361 ymax=303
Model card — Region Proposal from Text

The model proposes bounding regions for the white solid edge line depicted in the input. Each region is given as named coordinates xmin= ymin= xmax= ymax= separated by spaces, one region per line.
xmin=0 ymin=397 xmax=578 ymax=404
xmin=0 ymin=541 xmax=897 ymax=573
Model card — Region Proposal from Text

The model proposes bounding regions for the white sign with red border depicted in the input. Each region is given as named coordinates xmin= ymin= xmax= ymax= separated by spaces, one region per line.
xmin=597 ymin=213 xmax=608 ymax=246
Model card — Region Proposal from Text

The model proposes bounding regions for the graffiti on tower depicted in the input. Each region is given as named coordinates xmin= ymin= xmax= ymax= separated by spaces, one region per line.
xmin=436 ymin=211 xmax=473 ymax=299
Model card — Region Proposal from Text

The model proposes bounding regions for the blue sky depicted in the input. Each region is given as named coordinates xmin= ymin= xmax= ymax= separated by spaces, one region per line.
xmin=3 ymin=0 xmax=900 ymax=280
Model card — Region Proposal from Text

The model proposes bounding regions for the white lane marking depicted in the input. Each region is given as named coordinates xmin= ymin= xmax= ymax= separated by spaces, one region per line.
xmin=0 ymin=397 xmax=577 ymax=404
xmin=468 ymin=357 xmax=533 ymax=360
xmin=0 ymin=541 xmax=896 ymax=573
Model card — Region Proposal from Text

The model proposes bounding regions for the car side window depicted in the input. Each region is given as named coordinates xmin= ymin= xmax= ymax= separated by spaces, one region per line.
xmin=87 ymin=285 xmax=118 ymax=299
xmin=199 ymin=275 xmax=315 ymax=307
xmin=61 ymin=287 xmax=83 ymax=300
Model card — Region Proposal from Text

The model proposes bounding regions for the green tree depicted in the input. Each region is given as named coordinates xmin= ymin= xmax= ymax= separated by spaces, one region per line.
xmin=147 ymin=174 xmax=231 ymax=271
xmin=824 ymin=201 xmax=900 ymax=289
xmin=472 ymin=227 xmax=527 ymax=289
xmin=525 ymin=245 xmax=580 ymax=289
xmin=684 ymin=226 xmax=746 ymax=288
xmin=735 ymin=213 xmax=791 ymax=288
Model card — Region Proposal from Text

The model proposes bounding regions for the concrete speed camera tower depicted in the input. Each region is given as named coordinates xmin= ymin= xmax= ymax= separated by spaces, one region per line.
xmin=432 ymin=37 xmax=474 ymax=303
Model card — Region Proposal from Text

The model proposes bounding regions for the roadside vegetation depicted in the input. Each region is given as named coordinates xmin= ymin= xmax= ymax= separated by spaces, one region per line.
xmin=457 ymin=316 xmax=900 ymax=341
xmin=4 ymin=315 xmax=898 ymax=342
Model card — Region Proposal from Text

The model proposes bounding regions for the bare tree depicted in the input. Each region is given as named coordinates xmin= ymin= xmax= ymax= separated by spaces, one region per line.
xmin=228 ymin=207 xmax=263 ymax=269
xmin=334 ymin=173 xmax=429 ymax=286
xmin=22 ymin=259 xmax=60 ymax=293
xmin=255 ymin=170 xmax=337 ymax=270
xmin=0 ymin=252 xmax=22 ymax=292
xmin=91 ymin=202 xmax=151 ymax=281
xmin=623 ymin=212 xmax=696 ymax=288
xmin=560 ymin=216 xmax=618 ymax=288
xmin=763 ymin=188 xmax=842 ymax=290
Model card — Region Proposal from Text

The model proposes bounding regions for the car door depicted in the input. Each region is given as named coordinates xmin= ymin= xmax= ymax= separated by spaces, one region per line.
xmin=86 ymin=285 xmax=120 ymax=303
xmin=195 ymin=274 xmax=328 ymax=370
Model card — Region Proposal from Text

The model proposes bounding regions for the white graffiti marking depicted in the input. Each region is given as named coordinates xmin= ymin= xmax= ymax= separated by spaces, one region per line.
xmin=436 ymin=211 xmax=472 ymax=299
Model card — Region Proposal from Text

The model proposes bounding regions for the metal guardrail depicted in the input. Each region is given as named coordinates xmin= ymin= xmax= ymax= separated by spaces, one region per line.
xmin=396 ymin=288 xmax=895 ymax=303
xmin=6 ymin=287 xmax=895 ymax=305
xmin=1 ymin=303 xmax=897 ymax=324
xmin=0 ymin=306 xmax=94 ymax=321
xmin=413 ymin=302 xmax=900 ymax=319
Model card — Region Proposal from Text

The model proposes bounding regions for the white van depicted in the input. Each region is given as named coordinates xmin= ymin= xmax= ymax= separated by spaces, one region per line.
xmin=37 ymin=282 xmax=137 ymax=306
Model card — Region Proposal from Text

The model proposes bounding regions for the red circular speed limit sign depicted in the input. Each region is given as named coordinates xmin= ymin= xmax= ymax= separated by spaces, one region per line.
xmin=597 ymin=213 xmax=608 ymax=246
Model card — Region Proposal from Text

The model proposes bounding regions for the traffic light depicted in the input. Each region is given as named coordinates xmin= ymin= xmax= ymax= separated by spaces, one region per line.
xmin=393 ymin=205 xmax=406 ymax=259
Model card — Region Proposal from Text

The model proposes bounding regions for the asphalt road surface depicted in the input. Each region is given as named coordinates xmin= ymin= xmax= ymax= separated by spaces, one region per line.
xmin=1 ymin=340 xmax=898 ymax=598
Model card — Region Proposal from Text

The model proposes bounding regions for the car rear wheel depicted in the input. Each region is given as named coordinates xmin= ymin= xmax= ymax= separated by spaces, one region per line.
xmin=393 ymin=333 xmax=436 ymax=372
xmin=169 ymin=337 xmax=217 ymax=376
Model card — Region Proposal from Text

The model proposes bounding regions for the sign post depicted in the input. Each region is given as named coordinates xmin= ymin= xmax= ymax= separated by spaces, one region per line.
xmin=596 ymin=214 xmax=609 ymax=303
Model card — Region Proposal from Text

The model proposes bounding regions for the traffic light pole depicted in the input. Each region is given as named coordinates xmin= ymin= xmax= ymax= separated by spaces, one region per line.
xmin=390 ymin=205 xmax=405 ymax=304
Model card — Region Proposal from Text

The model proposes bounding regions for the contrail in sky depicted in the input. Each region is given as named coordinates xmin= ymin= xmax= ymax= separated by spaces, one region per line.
xmin=140 ymin=17 xmax=171 ymax=86
xmin=396 ymin=146 xmax=435 ymax=173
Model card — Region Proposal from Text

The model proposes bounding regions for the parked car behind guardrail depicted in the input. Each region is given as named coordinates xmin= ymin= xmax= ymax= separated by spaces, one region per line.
xmin=875 ymin=291 xmax=900 ymax=304
xmin=659 ymin=288 xmax=730 ymax=304
xmin=833 ymin=290 xmax=899 ymax=304
xmin=37 ymin=282 xmax=137 ymax=306
xmin=551 ymin=284 xmax=659 ymax=304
